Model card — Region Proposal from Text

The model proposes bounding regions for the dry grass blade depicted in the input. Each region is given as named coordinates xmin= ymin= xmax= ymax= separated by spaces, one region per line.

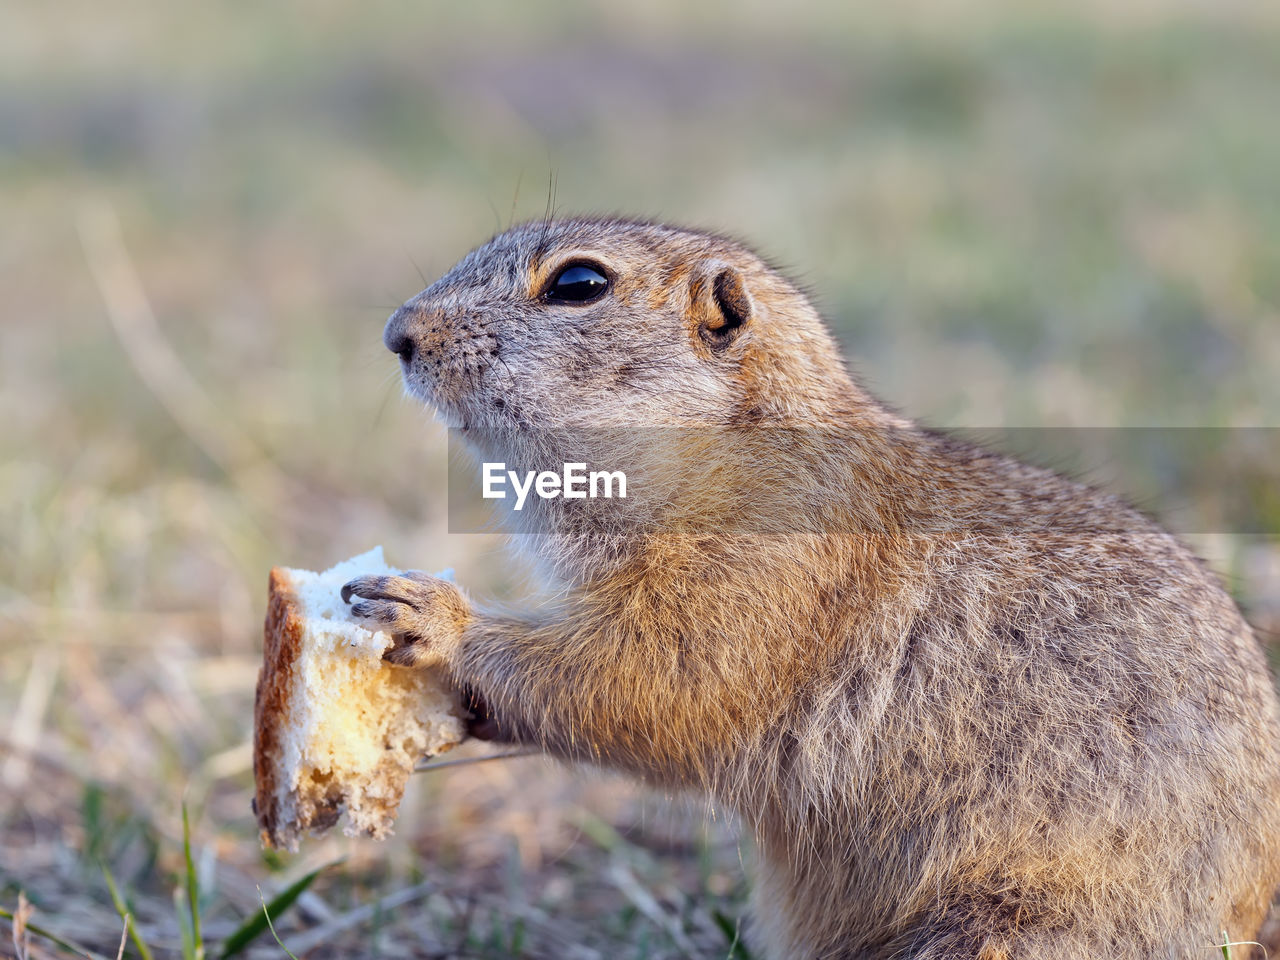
xmin=102 ymin=864 xmax=155 ymax=960
xmin=1217 ymin=932 xmax=1267 ymax=960
xmin=412 ymin=749 xmax=537 ymax=773
xmin=11 ymin=891 xmax=31 ymax=960
xmin=281 ymin=882 xmax=434 ymax=957
xmin=76 ymin=201 xmax=252 ymax=476
xmin=1 ymin=898 xmax=106 ymax=960
xmin=114 ymin=916 xmax=128 ymax=960
xmin=1 ymin=649 xmax=58 ymax=790
xmin=606 ymin=862 xmax=697 ymax=956
xmin=74 ymin=200 xmax=294 ymax=511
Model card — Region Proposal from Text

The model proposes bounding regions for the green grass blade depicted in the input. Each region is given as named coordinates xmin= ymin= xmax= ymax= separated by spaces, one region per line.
xmin=101 ymin=865 xmax=156 ymax=960
xmin=712 ymin=909 xmax=753 ymax=960
xmin=81 ymin=783 xmax=108 ymax=866
xmin=256 ymin=887 xmax=302 ymax=960
xmin=182 ymin=804 xmax=205 ymax=960
xmin=0 ymin=904 xmax=109 ymax=960
xmin=218 ymin=865 xmax=329 ymax=959
xmin=174 ymin=887 xmax=196 ymax=960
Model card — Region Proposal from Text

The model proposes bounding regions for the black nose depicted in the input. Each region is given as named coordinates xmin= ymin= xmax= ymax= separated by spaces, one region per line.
xmin=387 ymin=332 xmax=414 ymax=363
xmin=384 ymin=308 xmax=415 ymax=363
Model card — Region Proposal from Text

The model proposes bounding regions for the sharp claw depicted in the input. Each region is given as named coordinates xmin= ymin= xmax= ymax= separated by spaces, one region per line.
xmin=383 ymin=642 xmax=423 ymax=666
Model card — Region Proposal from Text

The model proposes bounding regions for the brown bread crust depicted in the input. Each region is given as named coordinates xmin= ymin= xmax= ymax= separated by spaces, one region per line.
xmin=252 ymin=568 xmax=309 ymax=848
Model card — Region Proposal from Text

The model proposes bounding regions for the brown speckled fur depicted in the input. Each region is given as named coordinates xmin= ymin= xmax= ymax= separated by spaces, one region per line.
xmin=343 ymin=217 xmax=1280 ymax=959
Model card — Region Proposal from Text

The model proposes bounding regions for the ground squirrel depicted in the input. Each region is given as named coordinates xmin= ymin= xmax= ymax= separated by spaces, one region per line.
xmin=342 ymin=217 xmax=1280 ymax=959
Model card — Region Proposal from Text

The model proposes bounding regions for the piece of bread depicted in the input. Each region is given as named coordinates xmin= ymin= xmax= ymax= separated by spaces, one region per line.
xmin=253 ymin=547 xmax=466 ymax=850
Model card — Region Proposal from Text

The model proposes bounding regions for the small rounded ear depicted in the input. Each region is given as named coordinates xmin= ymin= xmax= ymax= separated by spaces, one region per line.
xmin=692 ymin=264 xmax=752 ymax=349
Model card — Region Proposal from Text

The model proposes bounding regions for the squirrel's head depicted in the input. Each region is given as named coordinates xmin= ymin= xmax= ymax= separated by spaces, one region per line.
xmin=384 ymin=217 xmax=864 ymax=437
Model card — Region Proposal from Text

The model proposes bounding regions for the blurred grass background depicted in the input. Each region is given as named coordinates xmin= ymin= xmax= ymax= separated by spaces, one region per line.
xmin=3 ymin=1 xmax=1279 ymax=956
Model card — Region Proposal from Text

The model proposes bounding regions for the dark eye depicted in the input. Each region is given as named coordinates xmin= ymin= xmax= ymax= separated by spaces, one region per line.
xmin=545 ymin=263 xmax=609 ymax=304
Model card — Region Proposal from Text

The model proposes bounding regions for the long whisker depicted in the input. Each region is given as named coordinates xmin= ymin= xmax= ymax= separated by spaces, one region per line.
xmin=508 ymin=171 xmax=524 ymax=230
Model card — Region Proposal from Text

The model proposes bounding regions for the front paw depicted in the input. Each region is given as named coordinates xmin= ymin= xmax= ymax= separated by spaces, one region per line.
xmin=341 ymin=571 xmax=469 ymax=667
